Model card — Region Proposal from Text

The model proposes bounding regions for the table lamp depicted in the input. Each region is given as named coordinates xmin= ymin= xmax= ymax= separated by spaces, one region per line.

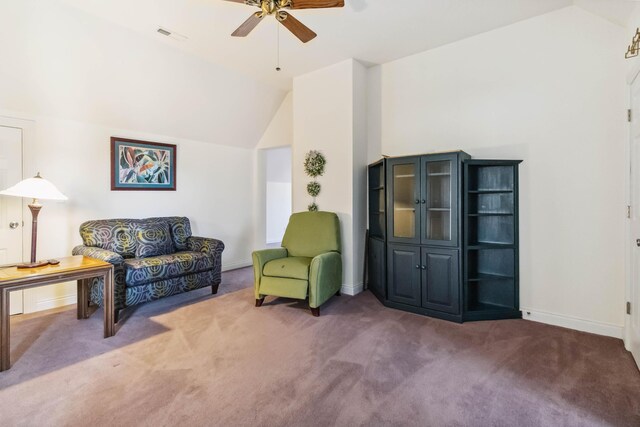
xmin=0 ymin=172 xmax=68 ymax=268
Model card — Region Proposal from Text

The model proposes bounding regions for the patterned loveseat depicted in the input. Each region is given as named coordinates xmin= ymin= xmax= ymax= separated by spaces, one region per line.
xmin=72 ymin=217 xmax=224 ymax=322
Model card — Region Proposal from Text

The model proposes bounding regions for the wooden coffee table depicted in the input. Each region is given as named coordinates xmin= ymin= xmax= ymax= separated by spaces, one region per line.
xmin=0 ymin=255 xmax=114 ymax=371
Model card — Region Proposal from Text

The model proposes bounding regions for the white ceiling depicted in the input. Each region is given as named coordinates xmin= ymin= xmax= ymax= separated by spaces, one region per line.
xmin=60 ymin=0 xmax=634 ymax=90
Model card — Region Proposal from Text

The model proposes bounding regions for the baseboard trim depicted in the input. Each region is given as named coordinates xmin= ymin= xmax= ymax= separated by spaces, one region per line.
xmin=29 ymin=294 xmax=77 ymax=314
xmin=341 ymin=282 xmax=364 ymax=296
xmin=223 ymin=259 xmax=252 ymax=272
xmin=521 ymin=307 xmax=623 ymax=339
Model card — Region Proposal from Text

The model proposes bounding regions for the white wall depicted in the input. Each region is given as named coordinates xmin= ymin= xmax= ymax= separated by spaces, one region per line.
xmin=0 ymin=0 xmax=285 ymax=148
xmin=257 ymin=93 xmax=293 ymax=149
xmin=0 ymin=0 xmax=278 ymax=311
xmin=352 ymin=61 xmax=369 ymax=287
xmin=18 ymin=114 xmax=255 ymax=267
xmin=370 ymin=6 xmax=628 ymax=334
xmin=293 ymin=59 xmax=367 ymax=293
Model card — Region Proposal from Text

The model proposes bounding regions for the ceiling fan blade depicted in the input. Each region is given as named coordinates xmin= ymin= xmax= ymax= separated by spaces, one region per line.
xmin=231 ymin=12 xmax=264 ymax=37
xmin=278 ymin=12 xmax=317 ymax=43
xmin=287 ymin=0 xmax=344 ymax=9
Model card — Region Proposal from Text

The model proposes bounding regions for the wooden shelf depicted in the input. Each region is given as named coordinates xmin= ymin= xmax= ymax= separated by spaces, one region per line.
xmin=467 ymin=243 xmax=515 ymax=250
xmin=370 ymin=186 xmax=385 ymax=191
xmin=467 ymin=189 xmax=513 ymax=194
xmin=395 ymin=174 xmax=415 ymax=178
xmin=467 ymin=272 xmax=514 ymax=282
xmin=468 ymin=213 xmax=513 ymax=216
xmin=427 ymin=173 xmax=451 ymax=177
xmin=428 ymin=207 xmax=451 ymax=212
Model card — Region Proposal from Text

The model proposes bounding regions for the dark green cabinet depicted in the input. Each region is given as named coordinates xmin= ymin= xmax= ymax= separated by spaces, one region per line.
xmin=367 ymin=152 xmax=521 ymax=323
xmin=388 ymin=244 xmax=421 ymax=306
xmin=422 ymin=248 xmax=459 ymax=314
xmin=387 ymin=153 xmax=463 ymax=247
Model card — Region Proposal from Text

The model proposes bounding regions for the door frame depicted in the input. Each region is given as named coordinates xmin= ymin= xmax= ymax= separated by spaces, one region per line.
xmin=626 ymin=69 xmax=640 ymax=355
xmin=0 ymin=115 xmax=35 ymax=264
xmin=0 ymin=115 xmax=35 ymax=314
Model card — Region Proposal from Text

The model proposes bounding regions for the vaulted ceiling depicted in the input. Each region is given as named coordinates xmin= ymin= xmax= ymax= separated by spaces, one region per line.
xmin=3 ymin=0 xmax=633 ymax=149
xmin=60 ymin=0 xmax=594 ymax=90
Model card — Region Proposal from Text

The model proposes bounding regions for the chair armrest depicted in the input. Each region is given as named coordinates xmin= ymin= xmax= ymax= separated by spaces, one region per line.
xmin=252 ymin=248 xmax=288 ymax=298
xmin=187 ymin=236 xmax=225 ymax=256
xmin=309 ymin=252 xmax=342 ymax=309
xmin=72 ymin=245 xmax=124 ymax=265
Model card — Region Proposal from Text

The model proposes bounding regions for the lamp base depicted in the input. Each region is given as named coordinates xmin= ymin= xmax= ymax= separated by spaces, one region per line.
xmin=16 ymin=259 xmax=59 ymax=269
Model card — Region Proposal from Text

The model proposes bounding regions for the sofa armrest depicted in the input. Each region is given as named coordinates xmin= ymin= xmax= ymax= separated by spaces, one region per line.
xmin=309 ymin=252 xmax=342 ymax=309
xmin=72 ymin=245 xmax=124 ymax=265
xmin=252 ymin=248 xmax=288 ymax=298
xmin=187 ymin=236 xmax=225 ymax=256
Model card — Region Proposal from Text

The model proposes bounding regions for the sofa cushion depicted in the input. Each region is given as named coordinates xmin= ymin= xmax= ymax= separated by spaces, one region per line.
xmin=134 ymin=221 xmax=174 ymax=258
xmin=263 ymin=257 xmax=312 ymax=281
xmin=124 ymin=251 xmax=215 ymax=287
xmin=79 ymin=219 xmax=138 ymax=258
xmin=148 ymin=216 xmax=192 ymax=251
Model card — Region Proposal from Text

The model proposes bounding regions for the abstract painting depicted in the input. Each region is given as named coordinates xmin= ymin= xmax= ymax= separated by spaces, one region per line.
xmin=111 ymin=137 xmax=176 ymax=191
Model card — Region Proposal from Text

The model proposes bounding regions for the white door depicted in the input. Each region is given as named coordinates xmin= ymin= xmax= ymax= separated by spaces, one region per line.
xmin=0 ymin=126 xmax=24 ymax=315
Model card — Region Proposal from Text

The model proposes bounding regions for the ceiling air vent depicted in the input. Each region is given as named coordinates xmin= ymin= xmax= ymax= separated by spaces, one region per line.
xmin=157 ymin=27 xmax=188 ymax=42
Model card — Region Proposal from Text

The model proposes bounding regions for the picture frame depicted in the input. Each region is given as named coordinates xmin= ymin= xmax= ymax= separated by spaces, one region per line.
xmin=110 ymin=137 xmax=177 ymax=191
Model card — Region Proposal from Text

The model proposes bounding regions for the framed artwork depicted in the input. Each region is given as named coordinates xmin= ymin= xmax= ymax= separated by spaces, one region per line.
xmin=110 ymin=137 xmax=176 ymax=191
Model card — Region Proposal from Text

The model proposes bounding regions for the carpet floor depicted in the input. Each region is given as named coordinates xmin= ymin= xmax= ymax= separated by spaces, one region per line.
xmin=0 ymin=267 xmax=639 ymax=426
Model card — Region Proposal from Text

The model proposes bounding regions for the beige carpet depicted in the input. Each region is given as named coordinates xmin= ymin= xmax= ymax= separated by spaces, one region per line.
xmin=0 ymin=267 xmax=639 ymax=426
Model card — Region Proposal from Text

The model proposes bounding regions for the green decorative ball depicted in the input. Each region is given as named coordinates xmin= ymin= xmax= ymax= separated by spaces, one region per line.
xmin=307 ymin=181 xmax=321 ymax=197
xmin=308 ymin=202 xmax=319 ymax=212
xmin=304 ymin=150 xmax=326 ymax=178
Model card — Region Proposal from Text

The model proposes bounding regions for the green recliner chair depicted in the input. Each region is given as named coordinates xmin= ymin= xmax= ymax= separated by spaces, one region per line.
xmin=252 ymin=211 xmax=342 ymax=317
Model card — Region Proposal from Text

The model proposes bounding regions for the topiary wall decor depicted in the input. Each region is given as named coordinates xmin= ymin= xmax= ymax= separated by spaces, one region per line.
xmin=304 ymin=150 xmax=326 ymax=211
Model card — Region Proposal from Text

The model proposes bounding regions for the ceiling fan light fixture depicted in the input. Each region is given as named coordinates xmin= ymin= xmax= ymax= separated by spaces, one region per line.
xmin=226 ymin=0 xmax=343 ymax=43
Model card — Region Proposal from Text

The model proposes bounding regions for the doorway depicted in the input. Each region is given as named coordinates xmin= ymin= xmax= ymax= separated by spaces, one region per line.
xmin=264 ymin=147 xmax=292 ymax=246
xmin=0 ymin=125 xmax=24 ymax=315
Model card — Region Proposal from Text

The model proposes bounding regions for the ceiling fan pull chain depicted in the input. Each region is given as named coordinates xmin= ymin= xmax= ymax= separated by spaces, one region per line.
xmin=276 ymin=21 xmax=281 ymax=71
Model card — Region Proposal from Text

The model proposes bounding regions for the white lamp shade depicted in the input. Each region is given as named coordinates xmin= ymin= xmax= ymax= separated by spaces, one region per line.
xmin=0 ymin=173 xmax=67 ymax=201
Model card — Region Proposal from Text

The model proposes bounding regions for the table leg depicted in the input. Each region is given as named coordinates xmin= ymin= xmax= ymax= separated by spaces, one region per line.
xmin=77 ymin=279 xmax=88 ymax=320
xmin=0 ymin=289 xmax=10 ymax=371
xmin=103 ymin=268 xmax=115 ymax=338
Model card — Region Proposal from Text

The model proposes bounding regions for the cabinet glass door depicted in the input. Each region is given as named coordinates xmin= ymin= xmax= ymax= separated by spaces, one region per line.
xmin=387 ymin=157 xmax=420 ymax=244
xmin=422 ymin=154 xmax=458 ymax=246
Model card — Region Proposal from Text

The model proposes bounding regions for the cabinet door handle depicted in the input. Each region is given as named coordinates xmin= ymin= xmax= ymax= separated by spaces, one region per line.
xmin=415 ymin=199 xmax=420 ymax=204
xmin=421 ymin=265 xmax=426 ymax=270
xmin=415 ymin=265 xmax=420 ymax=269
xmin=421 ymin=200 xmax=426 ymax=204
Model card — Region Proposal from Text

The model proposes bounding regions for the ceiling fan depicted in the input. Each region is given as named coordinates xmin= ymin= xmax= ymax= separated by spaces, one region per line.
xmin=225 ymin=0 xmax=345 ymax=43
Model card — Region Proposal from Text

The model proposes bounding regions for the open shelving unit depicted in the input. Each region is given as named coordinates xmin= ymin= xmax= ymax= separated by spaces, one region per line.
xmin=463 ymin=160 xmax=522 ymax=321
xmin=368 ymin=161 xmax=386 ymax=241
xmin=367 ymin=160 xmax=387 ymax=300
